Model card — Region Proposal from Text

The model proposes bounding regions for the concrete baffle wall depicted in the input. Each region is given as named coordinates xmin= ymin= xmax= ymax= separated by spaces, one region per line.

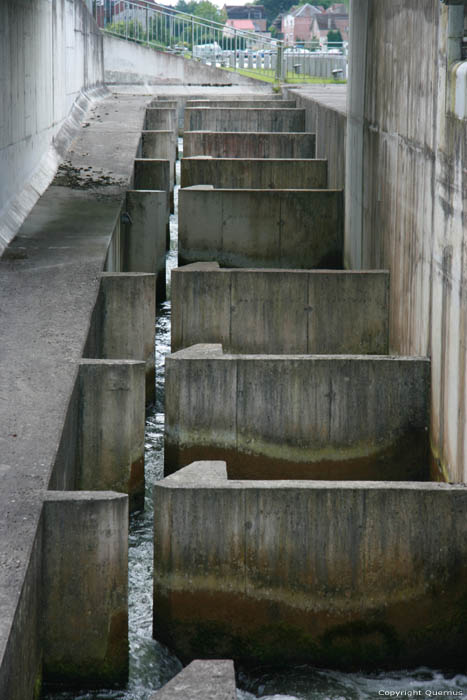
xmin=124 ymin=189 xmax=168 ymax=298
xmin=150 ymin=660 xmax=236 ymax=700
xmin=183 ymin=131 xmax=316 ymax=158
xmin=154 ymin=462 xmax=467 ymax=669
xmin=186 ymin=100 xmax=297 ymax=109
xmin=78 ymin=360 xmax=146 ymax=512
xmin=180 ymin=157 xmax=328 ymax=189
xmin=171 ymin=266 xmax=389 ymax=355
xmin=84 ymin=273 xmax=156 ymax=405
xmin=43 ymin=491 xmax=128 ymax=686
xmin=178 ymin=188 xmax=344 ymax=269
xmin=145 ymin=108 xmax=178 ymax=134
xmin=164 ymin=345 xmax=430 ymax=480
xmin=184 ymin=108 xmax=306 ymax=133
xmin=133 ymin=158 xmax=172 ymax=220
xmin=141 ymin=130 xmax=177 ymax=173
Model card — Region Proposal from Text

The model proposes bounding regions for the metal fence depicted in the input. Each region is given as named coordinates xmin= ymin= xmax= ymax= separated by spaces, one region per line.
xmin=91 ymin=0 xmax=347 ymax=82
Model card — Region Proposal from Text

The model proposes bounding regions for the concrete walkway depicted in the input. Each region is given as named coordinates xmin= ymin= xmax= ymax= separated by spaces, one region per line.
xmin=0 ymin=93 xmax=148 ymax=696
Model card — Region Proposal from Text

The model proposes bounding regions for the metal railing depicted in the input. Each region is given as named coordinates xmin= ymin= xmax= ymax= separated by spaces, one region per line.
xmin=91 ymin=0 xmax=347 ymax=82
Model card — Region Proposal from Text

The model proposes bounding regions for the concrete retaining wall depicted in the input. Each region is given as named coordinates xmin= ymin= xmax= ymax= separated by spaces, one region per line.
xmin=150 ymin=660 xmax=236 ymax=700
xmin=178 ymin=188 xmax=343 ymax=269
xmin=103 ymin=32 xmax=265 ymax=86
xmin=154 ymin=462 xmax=467 ymax=669
xmin=171 ymin=267 xmax=389 ymax=355
xmin=164 ymin=345 xmax=430 ymax=480
xmin=183 ymin=131 xmax=316 ymax=158
xmin=0 ymin=0 xmax=104 ymax=253
xmin=346 ymin=1 xmax=467 ymax=483
xmin=184 ymin=108 xmax=306 ymax=133
xmin=180 ymin=157 xmax=328 ymax=189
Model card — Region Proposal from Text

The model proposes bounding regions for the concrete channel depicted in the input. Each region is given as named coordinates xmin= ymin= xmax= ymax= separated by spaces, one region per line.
xmin=154 ymin=94 xmax=467 ymax=675
xmin=2 ymin=81 xmax=467 ymax=699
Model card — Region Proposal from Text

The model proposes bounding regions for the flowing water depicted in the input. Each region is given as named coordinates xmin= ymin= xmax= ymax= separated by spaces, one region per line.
xmin=42 ymin=140 xmax=467 ymax=700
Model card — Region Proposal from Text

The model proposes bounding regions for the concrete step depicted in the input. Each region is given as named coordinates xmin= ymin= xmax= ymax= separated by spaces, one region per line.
xmin=181 ymin=156 xmax=328 ymax=189
xmin=178 ymin=187 xmax=343 ymax=269
xmin=171 ymin=266 xmax=389 ymax=355
xmin=185 ymin=107 xmax=306 ymax=133
xmin=154 ymin=461 xmax=467 ymax=669
xmin=164 ymin=345 xmax=430 ymax=481
xmin=183 ymin=131 xmax=316 ymax=158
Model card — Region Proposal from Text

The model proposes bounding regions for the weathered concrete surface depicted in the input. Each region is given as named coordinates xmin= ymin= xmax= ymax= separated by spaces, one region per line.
xmin=180 ymin=157 xmax=328 ymax=190
xmin=154 ymin=462 xmax=467 ymax=669
xmin=133 ymin=158 xmax=172 ymax=225
xmin=164 ymin=346 xmax=430 ymax=480
xmin=183 ymin=131 xmax=316 ymax=158
xmin=78 ymin=360 xmax=145 ymax=512
xmin=145 ymin=108 xmax=178 ymax=134
xmin=0 ymin=0 xmax=105 ymax=254
xmin=103 ymin=32 xmax=268 ymax=87
xmin=171 ymin=267 xmax=389 ymax=355
xmin=123 ymin=189 xmax=168 ymax=298
xmin=346 ymin=1 xmax=467 ymax=484
xmin=284 ymin=85 xmax=347 ymax=190
xmin=178 ymin=188 xmax=343 ymax=269
xmin=150 ymin=660 xmax=236 ymax=700
xmin=134 ymin=158 xmax=171 ymax=193
xmin=186 ymin=99 xmax=296 ymax=109
xmin=0 ymin=94 xmax=149 ymax=697
xmin=141 ymin=131 xmax=177 ymax=169
xmin=184 ymin=108 xmax=306 ymax=133
xmin=84 ymin=273 xmax=156 ymax=405
xmin=43 ymin=492 xmax=128 ymax=686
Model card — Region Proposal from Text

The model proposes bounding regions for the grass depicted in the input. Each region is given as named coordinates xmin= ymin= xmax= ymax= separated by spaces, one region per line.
xmin=221 ymin=66 xmax=346 ymax=85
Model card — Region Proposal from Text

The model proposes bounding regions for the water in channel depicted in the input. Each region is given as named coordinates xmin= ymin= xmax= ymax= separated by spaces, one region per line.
xmin=42 ymin=140 xmax=467 ymax=700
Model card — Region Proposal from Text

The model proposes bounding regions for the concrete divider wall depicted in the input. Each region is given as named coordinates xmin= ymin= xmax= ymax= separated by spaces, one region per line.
xmin=0 ymin=0 xmax=104 ymax=253
xmin=43 ymin=492 xmax=128 ymax=686
xmin=141 ymin=131 xmax=177 ymax=164
xmin=178 ymin=188 xmax=343 ymax=269
xmin=184 ymin=108 xmax=306 ymax=133
xmin=0 ymin=518 xmax=42 ymax=700
xmin=133 ymin=158 xmax=171 ymax=236
xmin=164 ymin=345 xmax=430 ymax=480
xmin=183 ymin=132 xmax=316 ymax=158
xmin=145 ymin=108 xmax=178 ymax=134
xmin=154 ymin=462 xmax=467 ymax=668
xmin=84 ymin=273 xmax=156 ymax=404
xmin=124 ymin=189 xmax=168 ymax=297
xmin=186 ymin=100 xmax=297 ymax=109
xmin=78 ymin=360 xmax=146 ymax=512
xmin=171 ymin=267 xmax=389 ymax=355
xmin=180 ymin=157 xmax=328 ymax=189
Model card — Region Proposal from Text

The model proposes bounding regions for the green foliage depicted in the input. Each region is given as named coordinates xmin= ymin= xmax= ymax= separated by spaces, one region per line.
xmin=327 ymin=28 xmax=343 ymax=45
xmin=106 ymin=19 xmax=146 ymax=41
xmin=176 ymin=0 xmax=227 ymax=25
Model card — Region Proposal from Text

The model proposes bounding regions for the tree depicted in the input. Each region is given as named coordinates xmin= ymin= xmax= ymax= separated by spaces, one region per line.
xmin=327 ymin=28 xmax=343 ymax=46
xmin=175 ymin=0 xmax=226 ymax=25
